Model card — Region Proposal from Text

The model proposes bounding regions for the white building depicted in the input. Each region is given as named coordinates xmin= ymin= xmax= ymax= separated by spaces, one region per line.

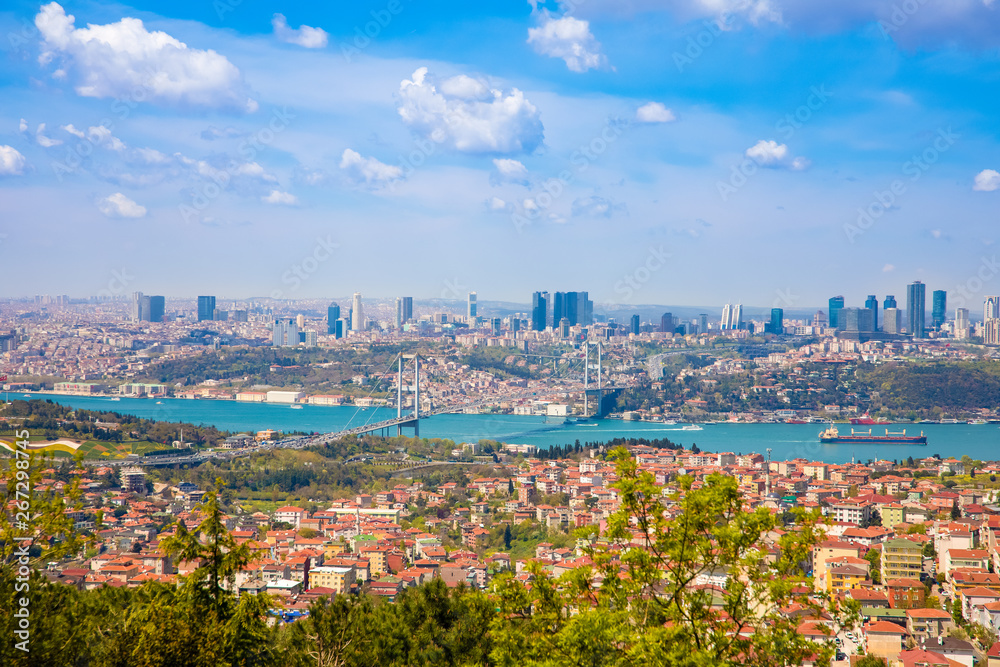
xmin=266 ymin=390 xmax=305 ymax=404
xmin=351 ymin=292 xmax=364 ymax=332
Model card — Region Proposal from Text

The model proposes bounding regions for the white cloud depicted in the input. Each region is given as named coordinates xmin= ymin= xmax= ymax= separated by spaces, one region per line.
xmin=491 ymin=158 xmax=531 ymax=186
xmin=35 ymin=123 xmax=62 ymax=147
xmin=262 ymin=190 xmax=299 ymax=205
xmin=397 ymin=67 xmax=544 ymax=154
xmin=882 ymin=263 xmax=895 ymax=272
xmin=636 ymin=102 xmax=677 ymax=124
xmin=486 ymin=196 xmax=511 ymax=212
xmin=527 ymin=14 xmax=607 ymax=73
xmin=0 ymin=146 xmax=27 ymax=175
xmin=973 ymin=169 xmax=1000 ymax=192
xmin=745 ymin=139 xmax=809 ymax=170
xmin=339 ymin=149 xmax=403 ymax=189
xmin=572 ymin=195 xmax=627 ymax=218
xmin=87 ymin=125 xmax=126 ymax=151
xmin=60 ymin=124 xmax=85 ymax=138
xmin=35 ymin=2 xmax=257 ymax=112
xmin=98 ymin=192 xmax=146 ymax=218
xmin=272 ymin=14 xmax=328 ymax=49
xmin=18 ymin=119 xmax=27 ymax=133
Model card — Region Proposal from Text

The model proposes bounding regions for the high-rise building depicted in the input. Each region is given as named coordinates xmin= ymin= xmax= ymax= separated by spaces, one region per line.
xmin=698 ymin=314 xmax=709 ymax=333
xmin=351 ymin=292 xmax=364 ymax=332
xmin=491 ymin=318 xmax=502 ymax=336
xmin=213 ymin=309 xmax=228 ymax=321
xmin=630 ymin=314 xmax=640 ymax=335
xmin=559 ymin=317 xmax=571 ymax=338
xmin=327 ymin=303 xmax=341 ymax=334
xmin=828 ymin=296 xmax=845 ymax=329
xmin=720 ymin=304 xmax=731 ymax=330
xmin=906 ymin=281 xmax=926 ymax=338
xmin=148 ymin=296 xmax=164 ymax=323
xmin=840 ymin=307 xmax=873 ymax=332
xmin=984 ymin=296 xmax=1000 ymax=321
xmin=395 ymin=297 xmax=412 ymax=328
xmin=197 ymin=296 xmax=216 ymax=322
xmin=660 ymin=312 xmax=674 ymax=333
xmin=931 ymin=290 xmax=946 ymax=331
xmin=272 ymin=319 xmax=299 ymax=347
xmin=770 ymin=308 xmax=783 ymax=335
xmin=552 ymin=292 xmax=566 ymax=326
xmin=884 ymin=295 xmax=897 ymax=310
xmin=131 ymin=292 xmax=144 ymax=321
xmin=883 ymin=307 xmax=902 ymax=335
xmin=531 ymin=292 xmax=548 ymax=331
xmin=955 ymin=308 xmax=970 ymax=340
xmin=864 ymin=295 xmax=879 ymax=332
xmin=731 ymin=304 xmax=743 ymax=330
xmin=577 ymin=292 xmax=593 ymax=326
xmin=334 ymin=319 xmax=346 ymax=339
xmin=233 ymin=309 xmax=248 ymax=322
xmin=813 ymin=311 xmax=827 ymax=327
xmin=986 ymin=319 xmax=1000 ymax=346
xmin=300 ymin=330 xmax=318 ymax=347
xmin=467 ymin=292 xmax=477 ymax=319
xmin=296 ymin=314 xmax=306 ymax=329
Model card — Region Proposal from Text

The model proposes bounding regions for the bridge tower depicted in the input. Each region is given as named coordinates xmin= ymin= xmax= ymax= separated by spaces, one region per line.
xmin=397 ymin=354 xmax=420 ymax=436
xmin=583 ymin=342 xmax=604 ymax=418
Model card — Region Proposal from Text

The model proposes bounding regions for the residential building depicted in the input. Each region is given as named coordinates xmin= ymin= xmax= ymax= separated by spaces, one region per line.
xmin=882 ymin=538 xmax=923 ymax=582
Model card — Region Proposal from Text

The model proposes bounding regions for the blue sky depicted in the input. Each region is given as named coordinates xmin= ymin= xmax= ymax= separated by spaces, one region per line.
xmin=1 ymin=0 xmax=999 ymax=313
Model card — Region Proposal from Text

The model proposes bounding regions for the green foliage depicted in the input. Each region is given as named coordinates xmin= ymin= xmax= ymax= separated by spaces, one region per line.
xmin=855 ymin=656 xmax=887 ymax=667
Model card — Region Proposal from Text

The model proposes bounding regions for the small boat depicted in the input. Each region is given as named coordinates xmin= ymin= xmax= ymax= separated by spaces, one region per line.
xmin=110 ymin=397 xmax=121 ymax=401
xmin=22 ymin=393 xmax=31 ymax=397
xmin=968 ymin=419 xmax=987 ymax=425
xmin=155 ymin=401 xmax=163 ymax=404
xmin=290 ymin=405 xmax=303 ymax=410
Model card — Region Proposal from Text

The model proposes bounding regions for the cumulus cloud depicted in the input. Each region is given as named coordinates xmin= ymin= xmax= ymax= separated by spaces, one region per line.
xmin=636 ymin=102 xmax=676 ymax=123
xmin=35 ymin=2 xmax=257 ymax=112
xmin=35 ymin=123 xmax=62 ymax=147
xmin=882 ymin=263 xmax=896 ymax=272
xmin=339 ymin=149 xmax=403 ymax=189
xmin=527 ymin=14 xmax=607 ymax=72
xmin=973 ymin=169 xmax=1000 ymax=192
xmin=571 ymin=195 xmax=627 ymax=218
xmin=272 ymin=14 xmax=328 ymax=48
xmin=745 ymin=139 xmax=810 ymax=170
xmin=98 ymin=192 xmax=146 ymax=218
xmin=490 ymin=158 xmax=531 ymax=186
xmin=262 ymin=190 xmax=299 ymax=205
xmin=0 ymin=146 xmax=27 ymax=175
xmin=18 ymin=119 xmax=28 ymax=133
xmin=485 ymin=196 xmax=512 ymax=212
xmin=397 ymin=67 xmax=544 ymax=154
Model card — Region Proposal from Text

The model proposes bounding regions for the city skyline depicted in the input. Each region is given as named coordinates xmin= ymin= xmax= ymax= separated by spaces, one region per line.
xmin=1 ymin=2 xmax=999 ymax=303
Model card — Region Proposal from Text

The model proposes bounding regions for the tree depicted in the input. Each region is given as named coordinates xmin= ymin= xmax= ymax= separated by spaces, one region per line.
xmin=865 ymin=548 xmax=882 ymax=585
xmin=507 ymin=479 xmax=514 ymax=495
xmin=951 ymin=504 xmax=961 ymax=520
xmin=491 ymin=448 xmax=828 ymax=667
xmin=856 ymin=656 xmax=887 ymax=667
xmin=503 ymin=524 xmax=512 ymax=550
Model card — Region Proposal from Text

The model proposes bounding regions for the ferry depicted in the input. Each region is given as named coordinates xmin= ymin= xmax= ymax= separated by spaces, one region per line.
xmin=819 ymin=425 xmax=926 ymax=445
xmin=968 ymin=419 xmax=987 ymax=425
xmin=850 ymin=412 xmax=890 ymax=425
xmin=940 ymin=419 xmax=959 ymax=424
xmin=681 ymin=424 xmax=703 ymax=431
xmin=110 ymin=397 xmax=121 ymax=401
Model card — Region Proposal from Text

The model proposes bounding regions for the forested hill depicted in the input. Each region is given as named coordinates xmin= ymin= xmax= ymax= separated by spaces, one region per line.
xmin=855 ymin=361 xmax=1000 ymax=412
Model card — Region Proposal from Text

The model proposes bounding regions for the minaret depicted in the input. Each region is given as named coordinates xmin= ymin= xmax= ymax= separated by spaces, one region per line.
xmin=766 ymin=447 xmax=772 ymax=496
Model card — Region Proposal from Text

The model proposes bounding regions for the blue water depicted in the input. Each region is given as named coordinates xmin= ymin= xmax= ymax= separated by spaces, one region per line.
xmin=25 ymin=394 xmax=1000 ymax=465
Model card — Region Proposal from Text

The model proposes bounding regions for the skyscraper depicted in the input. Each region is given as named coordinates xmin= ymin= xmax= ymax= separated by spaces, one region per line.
xmin=395 ymin=297 xmax=412 ymax=328
xmin=351 ymin=292 xmax=364 ymax=332
xmin=131 ymin=292 xmax=144 ymax=321
xmin=770 ymin=308 xmax=783 ymax=335
xmin=731 ymin=304 xmax=743 ymax=330
xmin=883 ymin=308 xmax=902 ymax=335
xmin=699 ymin=314 xmax=709 ymax=333
xmin=828 ymin=296 xmax=845 ymax=329
xmin=986 ymin=296 xmax=1000 ymax=321
xmin=906 ymin=281 xmax=926 ymax=338
xmin=720 ymin=304 xmax=731 ymax=330
xmin=467 ymin=292 xmax=477 ymax=319
xmin=197 ymin=296 xmax=216 ymax=322
xmin=531 ymin=292 xmax=548 ymax=331
xmin=148 ymin=296 xmax=164 ymax=323
xmin=884 ymin=295 xmax=897 ymax=309
xmin=327 ymin=303 xmax=340 ymax=335
xmin=630 ymin=314 xmax=640 ymax=334
xmin=552 ymin=292 xmax=566 ymax=326
xmin=865 ymin=295 xmax=879 ymax=332
xmin=576 ymin=292 xmax=593 ymax=326
xmin=491 ymin=318 xmax=502 ymax=336
xmin=931 ymin=290 xmax=946 ymax=331
xmin=660 ymin=312 xmax=674 ymax=333
xmin=272 ymin=319 xmax=299 ymax=347
xmin=955 ymin=308 xmax=970 ymax=339
xmin=840 ymin=307 xmax=873 ymax=332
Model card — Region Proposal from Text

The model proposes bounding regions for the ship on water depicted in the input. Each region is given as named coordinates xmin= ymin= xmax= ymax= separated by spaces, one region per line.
xmin=819 ymin=425 xmax=927 ymax=445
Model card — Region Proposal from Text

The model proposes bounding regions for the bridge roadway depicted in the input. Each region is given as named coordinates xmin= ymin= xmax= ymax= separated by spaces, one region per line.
xmin=82 ymin=384 xmax=627 ymax=467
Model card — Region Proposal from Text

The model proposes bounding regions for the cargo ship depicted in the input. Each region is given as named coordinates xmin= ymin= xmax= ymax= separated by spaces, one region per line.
xmin=819 ymin=425 xmax=926 ymax=445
